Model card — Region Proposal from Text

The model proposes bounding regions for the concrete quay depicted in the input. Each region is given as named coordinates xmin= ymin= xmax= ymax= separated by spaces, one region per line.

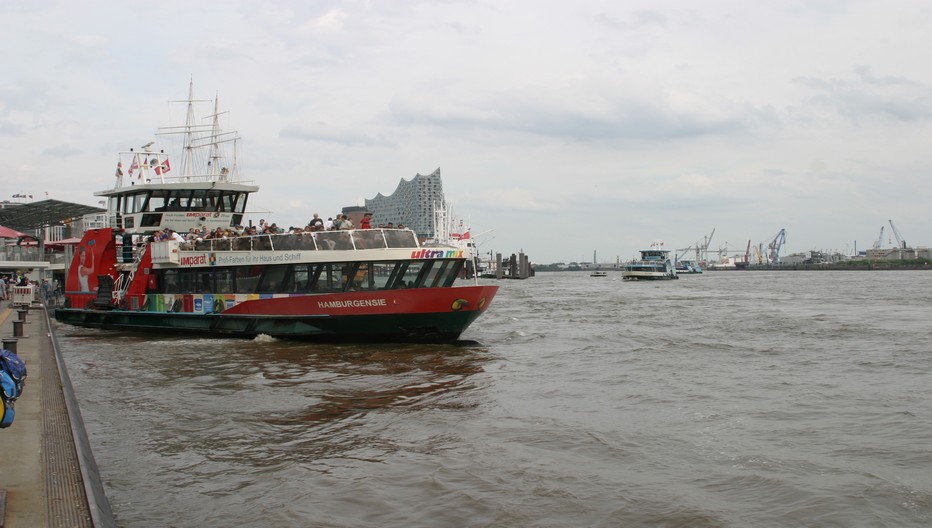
xmin=0 ymin=303 xmax=115 ymax=528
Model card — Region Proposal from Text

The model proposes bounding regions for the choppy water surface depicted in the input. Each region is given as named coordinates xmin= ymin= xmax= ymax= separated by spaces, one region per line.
xmin=57 ymin=271 xmax=932 ymax=527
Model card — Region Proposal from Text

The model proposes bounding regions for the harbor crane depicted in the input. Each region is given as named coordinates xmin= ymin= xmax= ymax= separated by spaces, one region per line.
xmin=676 ymin=228 xmax=715 ymax=265
xmin=872 ymin=226 xmax=885 ymax=249
xmin=766 ymin=228 xmax=787 ymax=265
xmin=888 ymin=219 xmax=907 ymax=249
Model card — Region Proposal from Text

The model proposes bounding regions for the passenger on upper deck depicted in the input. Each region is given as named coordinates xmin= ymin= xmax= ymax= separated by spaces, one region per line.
xmin=309 ymin=213 xmax=324 ymax=231
xmin=360 ymin=212 xmax=372 ymax=229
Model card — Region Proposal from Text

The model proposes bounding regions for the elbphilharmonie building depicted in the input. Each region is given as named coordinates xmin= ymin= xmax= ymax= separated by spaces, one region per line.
xmin=364 ymin=167 xmax=445 ymax=238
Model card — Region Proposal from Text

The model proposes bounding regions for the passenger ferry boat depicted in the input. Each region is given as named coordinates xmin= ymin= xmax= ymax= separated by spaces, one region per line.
xmin=55 ymin=84 xmax=498 ymax=342
xmin=674 ymin=260 xmax=703 ymax=274
xmin=621 ymin=244 xmax=678 ymax=281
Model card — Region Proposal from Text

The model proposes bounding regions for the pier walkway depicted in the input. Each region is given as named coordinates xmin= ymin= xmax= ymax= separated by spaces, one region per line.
xmin=0 ymin=303 xmax=115 ymax=527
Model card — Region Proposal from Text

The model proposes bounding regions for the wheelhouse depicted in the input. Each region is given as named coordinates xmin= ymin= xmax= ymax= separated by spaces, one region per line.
xmin=97 ymin=182 xmax=258 ymax=235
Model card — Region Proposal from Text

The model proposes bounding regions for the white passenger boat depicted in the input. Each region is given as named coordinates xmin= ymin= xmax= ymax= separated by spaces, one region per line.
xmin=622 ymin=245 xmax=678 ymax=280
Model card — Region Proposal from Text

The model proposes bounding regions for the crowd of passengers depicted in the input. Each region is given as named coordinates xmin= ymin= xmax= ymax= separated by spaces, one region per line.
xmin=149 ymin=212 xmax=408 ymax=244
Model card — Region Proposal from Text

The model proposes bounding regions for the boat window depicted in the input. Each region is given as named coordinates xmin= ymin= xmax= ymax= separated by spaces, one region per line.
xmin=204 ymin=191 xmax=221 ymax=211
xmin=441 ymin=260 xmax=465 ymax=287
xmin=384 ymin=230 xmax=418 ymax=248
xmin=189 ymin=190 xmax=208 ymax=210
xmin=235 ymin=266 xmax=262 ymax=293
xmin=162 ymin=269 xmax=180 ymax=294
xmin=293 ymin=233 xmax=317 ymax=251
xmin=218 ymin=192 xmax=233 ymax=212
xmin=172 ymin=191 xmax=193 ymax=211
xmin=178 ymin=270 xmax=197 ymax=293
xmin=123 ymin=193 xmax=143 ymax=214
xmin=148 ymin=192 xmax=167 ymax=212
xmin=367 ymin=262 xmax=401 ymax=290
xmin=384 ymin=262 xmax=408 ymax=289
xmin=282 ymin=265 xmax=310 ymax=293
xmin=136 ymin=193 xmax=149 ymax=213
xmin=352 ymin=230 xmax=386 ymax=250
xmin=425 ymin=260 xmax=451 ymax=288
xmin=196 ymin=270 xmax=214 ymax=293
xmin=308 ymin=265 xmax=324 ymax=292
xmin=315 ymin=231 xmax=353 ymax=251
xmin=341 ymin=263 xmax=361 ymax=291
xmin=344 ymin=262 xmax=396 ymax=291
xmin=216 ymin=268 xmax=234 ymax=294
xmin=233 ymin=193 xmax=247 ymax=213
xmin=398 ymin=261 xmax=432 ymax=288
xmin=257 ymin=265 xmax=288 ymax=293
xmin=314 ymin=263 xmax=350 ymax=292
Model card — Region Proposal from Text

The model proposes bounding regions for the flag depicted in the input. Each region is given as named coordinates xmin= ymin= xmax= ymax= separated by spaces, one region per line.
xmin=115 ymin=161 xmax=123 ymax=178
xmin=129 ymin=158 xmax=138 ymax=177
xmin=155 ymin=159 xmax=171 ymax=175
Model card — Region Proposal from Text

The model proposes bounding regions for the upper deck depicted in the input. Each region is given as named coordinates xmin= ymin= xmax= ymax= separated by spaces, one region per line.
xmin=637 ymin=249 xmax=671 ymax=261
xmin=146 ymin=228 xmax=467 ymax=269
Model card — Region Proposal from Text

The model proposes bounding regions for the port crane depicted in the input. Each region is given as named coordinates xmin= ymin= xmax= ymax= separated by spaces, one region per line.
xmin=676 ymin=228 xmax=715 ymax=265
xmin=888 ymin=219 xmax=907 ymax=249
xmin=766 ymin=228 xmax=787 ymax=265
xmin=872 ymin=226 xmax=885 ymax=249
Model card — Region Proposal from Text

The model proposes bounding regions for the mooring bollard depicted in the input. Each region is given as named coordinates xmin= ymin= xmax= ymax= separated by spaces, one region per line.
xmin=12 ymin=320 xmax=25 ymax=338
xmin=1 ymin=337 xmax=18 ymax=354
xmin=16 ymin=309 xmax=29 ymax=324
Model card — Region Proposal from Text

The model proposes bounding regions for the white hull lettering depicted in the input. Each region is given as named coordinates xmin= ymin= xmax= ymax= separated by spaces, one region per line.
xmin=318 ymin=299 xmax=388 ymax=308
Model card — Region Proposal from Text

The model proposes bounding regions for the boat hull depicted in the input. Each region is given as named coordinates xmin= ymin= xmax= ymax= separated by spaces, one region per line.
xmin=55 ymin=286 xmax=498 ymax=343
xmin=621 ymin=270 xmax=678 ymax=280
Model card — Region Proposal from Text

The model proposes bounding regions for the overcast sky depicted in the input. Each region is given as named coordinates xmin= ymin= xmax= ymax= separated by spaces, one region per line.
xmin=2 ymin=1 xmax=930 ymax=264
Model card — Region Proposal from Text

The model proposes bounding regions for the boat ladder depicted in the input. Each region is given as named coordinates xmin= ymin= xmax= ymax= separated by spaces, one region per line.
xmin=112 ymin=239 xmax=148 ymax=304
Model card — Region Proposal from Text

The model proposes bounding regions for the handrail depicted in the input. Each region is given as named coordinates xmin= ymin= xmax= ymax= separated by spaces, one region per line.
xmin=170 ymin=228 xmax=420 ymax=253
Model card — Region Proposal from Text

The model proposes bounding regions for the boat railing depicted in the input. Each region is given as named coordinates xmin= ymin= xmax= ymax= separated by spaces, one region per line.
xmin=173 ymin=228 xmax=419 ymax=253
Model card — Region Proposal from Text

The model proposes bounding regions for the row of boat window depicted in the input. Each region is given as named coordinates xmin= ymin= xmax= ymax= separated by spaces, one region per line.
xmin=155 ymin=259 xmax=464 ymax=295
xmin=174 ymin=229 xmax=418 ymax=251
xmin=112 ymin=189 xmax=249 ymax=214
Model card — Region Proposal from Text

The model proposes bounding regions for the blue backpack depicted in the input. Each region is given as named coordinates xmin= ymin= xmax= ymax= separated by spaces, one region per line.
xmin=0 ymin=349 xmax=26 ymax=398
xmin=1 ymin=371 xmax=15 ymax=428
xmin=0 ymin=349 xmax=26 ymax=428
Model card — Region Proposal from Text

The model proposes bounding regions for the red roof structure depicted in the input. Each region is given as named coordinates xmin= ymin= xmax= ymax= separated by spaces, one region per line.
xmin=0 ymin=225 xmax=32 ymax=239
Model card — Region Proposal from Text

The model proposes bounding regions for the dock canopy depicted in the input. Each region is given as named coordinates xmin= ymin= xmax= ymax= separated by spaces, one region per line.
xmin=0 ymin=199 xmax=105 ymax=231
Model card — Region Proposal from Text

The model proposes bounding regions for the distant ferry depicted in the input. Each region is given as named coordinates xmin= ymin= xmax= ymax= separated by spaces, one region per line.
xmin=622 ymin=246 xmax=678 ymax=280
xmin=674 ymin=260 xmax=703 ymax=274
xmin=55 ymin=83 xmax=498 ymax=343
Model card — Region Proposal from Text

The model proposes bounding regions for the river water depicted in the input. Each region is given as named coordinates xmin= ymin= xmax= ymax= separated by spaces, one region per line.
xmin=55 ymin=270 xmax=932 ymax=527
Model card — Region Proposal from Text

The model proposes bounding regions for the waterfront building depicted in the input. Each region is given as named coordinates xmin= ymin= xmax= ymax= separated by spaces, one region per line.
xmin=364 ymin=168 xmax=445 ymax=238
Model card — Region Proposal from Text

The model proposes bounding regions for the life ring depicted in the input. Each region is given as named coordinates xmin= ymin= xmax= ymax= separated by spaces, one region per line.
xmin=213 ymin=299 xmax=225 ymax=313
